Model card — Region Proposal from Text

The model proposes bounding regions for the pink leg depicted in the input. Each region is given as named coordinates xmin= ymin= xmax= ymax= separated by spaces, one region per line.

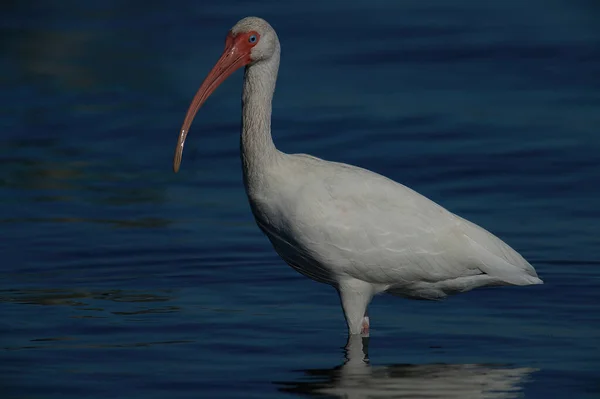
xmin=361 ymin=315 xmax=370 ymax=335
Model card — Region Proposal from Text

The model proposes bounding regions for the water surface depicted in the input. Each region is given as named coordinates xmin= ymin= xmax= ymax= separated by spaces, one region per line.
xmin=1 ymin=1 xmax=599 ymax=398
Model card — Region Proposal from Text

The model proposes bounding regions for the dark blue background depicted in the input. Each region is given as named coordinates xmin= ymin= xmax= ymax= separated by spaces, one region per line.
xmin=1 ymin=1 xmax=599 ymax=398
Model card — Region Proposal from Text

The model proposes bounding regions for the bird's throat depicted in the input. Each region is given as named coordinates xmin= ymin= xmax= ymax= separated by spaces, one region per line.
xmin=240 ymin=47 xmax=281 ymax=184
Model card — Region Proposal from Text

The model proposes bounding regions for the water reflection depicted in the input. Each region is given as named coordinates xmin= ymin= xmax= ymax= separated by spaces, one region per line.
xmin=0 ymin=288 xmax=174 ymax=306
xmin=0 ymin=138 xmax=168 ymax=205
xmin=0 ymin=288 xmax=189 ymax=351
xmin=0 ymin=216 xmax=172 ymax=228
xmin=277 ymin=335 xmax=537 ymax=398
xmin=0 ymin=137 xmax=172 ymax=230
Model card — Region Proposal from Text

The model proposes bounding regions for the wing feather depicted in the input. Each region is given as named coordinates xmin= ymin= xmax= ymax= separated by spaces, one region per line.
xmin=284 ymin=160 xmax=542 ymax=291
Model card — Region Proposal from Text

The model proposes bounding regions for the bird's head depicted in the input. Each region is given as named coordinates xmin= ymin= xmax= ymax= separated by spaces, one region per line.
xmin=231 ymin=16 xmax=278 ymax=64
xmin=173 ymin=17 xmax=277 ymax=173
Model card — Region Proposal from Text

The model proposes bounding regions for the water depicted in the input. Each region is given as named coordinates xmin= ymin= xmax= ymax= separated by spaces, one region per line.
xmin=1 ymin=1 xmax=599 ymax=397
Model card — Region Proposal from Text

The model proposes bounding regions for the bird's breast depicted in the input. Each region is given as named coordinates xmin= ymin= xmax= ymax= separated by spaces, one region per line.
xmin=246 ymin=185 xmax=338 ymax=285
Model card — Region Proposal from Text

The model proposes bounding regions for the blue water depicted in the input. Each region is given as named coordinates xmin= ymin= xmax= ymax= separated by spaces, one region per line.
xmin=1 ymin=1 xmax=599 ymax=398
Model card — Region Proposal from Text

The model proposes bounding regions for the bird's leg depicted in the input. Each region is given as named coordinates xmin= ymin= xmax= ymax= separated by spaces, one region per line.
xmin=361 ymin=310 xmax=370 ymax=336
xmin=337 ymin=279 xmax=374 ymax=336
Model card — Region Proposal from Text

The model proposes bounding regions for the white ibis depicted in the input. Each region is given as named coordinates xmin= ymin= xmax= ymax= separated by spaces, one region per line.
xmin=173 ymin=17 xmax=543 ymax=336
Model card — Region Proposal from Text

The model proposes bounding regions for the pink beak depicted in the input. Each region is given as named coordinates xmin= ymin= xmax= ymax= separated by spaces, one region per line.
xmin=173 ymin=33 xmax=251 ymax=173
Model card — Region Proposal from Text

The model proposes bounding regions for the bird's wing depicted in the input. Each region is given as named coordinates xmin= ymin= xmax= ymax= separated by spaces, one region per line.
xmin=286 ymin=161 xmax=540 ymax=288
xmin=454 ymin=215 xmax=541 ymax=284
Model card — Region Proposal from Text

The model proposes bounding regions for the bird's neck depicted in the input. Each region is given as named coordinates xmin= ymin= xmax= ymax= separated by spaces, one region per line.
xmin=240 ymin=44 xmax=280 ymax=182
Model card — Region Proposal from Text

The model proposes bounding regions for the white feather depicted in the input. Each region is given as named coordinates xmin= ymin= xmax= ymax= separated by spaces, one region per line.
xmin=187 ymin=17 xmax=543 ymax=335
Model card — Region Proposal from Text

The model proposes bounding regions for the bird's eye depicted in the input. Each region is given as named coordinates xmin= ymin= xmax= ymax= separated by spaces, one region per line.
xmin=248 ymin=35 xmax=257 ymax=43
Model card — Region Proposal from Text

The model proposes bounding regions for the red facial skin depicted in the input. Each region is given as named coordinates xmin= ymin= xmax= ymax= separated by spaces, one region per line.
xmin=173 ymin=30 xmax=260 ymax=172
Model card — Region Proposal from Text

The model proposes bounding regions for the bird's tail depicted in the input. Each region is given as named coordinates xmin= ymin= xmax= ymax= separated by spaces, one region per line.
xmin=466 ymin=237 xmax=543 ymax=286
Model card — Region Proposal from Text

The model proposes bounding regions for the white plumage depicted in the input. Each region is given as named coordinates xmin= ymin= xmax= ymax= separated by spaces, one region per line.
xmin=173 ymin=17 xmax=543 ymax=335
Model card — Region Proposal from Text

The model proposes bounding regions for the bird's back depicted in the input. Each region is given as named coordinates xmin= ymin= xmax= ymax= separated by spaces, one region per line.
xmin=248 ymin=152 xmax=542 ymax=299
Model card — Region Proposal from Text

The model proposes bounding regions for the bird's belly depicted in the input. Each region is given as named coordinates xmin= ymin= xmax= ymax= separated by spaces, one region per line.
xmin=255 ymin=218 xmax=337 ymax=286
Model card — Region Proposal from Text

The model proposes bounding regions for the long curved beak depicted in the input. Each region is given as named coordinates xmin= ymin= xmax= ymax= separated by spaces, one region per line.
xmin=173 ymin=34 xmax=250 ymax=173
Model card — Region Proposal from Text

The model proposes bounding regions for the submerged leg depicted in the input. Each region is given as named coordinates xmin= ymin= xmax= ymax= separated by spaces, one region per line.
xmin=337 ymin=279 xmax=374 ymax=336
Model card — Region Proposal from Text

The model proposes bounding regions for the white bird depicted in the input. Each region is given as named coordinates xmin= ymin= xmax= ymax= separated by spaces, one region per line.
xmin=173 ymin=17 xmax=543 ymax=336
